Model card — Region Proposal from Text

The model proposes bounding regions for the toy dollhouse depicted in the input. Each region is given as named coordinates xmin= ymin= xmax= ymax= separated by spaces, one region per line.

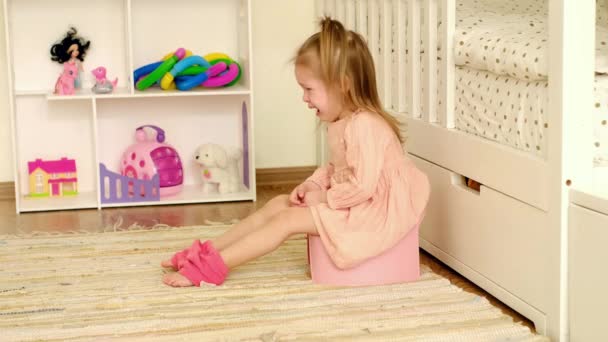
xmin=27 ymin=157 xmax=78 ymax=197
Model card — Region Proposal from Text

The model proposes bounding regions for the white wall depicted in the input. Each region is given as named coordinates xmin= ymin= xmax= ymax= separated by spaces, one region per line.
xmin=251 ymin=0 xmax=318 ymax=168
xmin=0 ymin=0 xmax=318 ymax=182
xmin=0 ymin=4 xmax=10 ymax=182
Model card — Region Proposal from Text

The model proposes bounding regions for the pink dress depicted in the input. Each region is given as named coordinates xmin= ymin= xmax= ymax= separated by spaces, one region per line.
xmin=307 ymin=110 xmax=431 ymax=269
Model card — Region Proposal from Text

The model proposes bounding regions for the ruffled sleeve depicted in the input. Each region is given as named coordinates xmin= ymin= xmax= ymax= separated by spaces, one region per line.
xmin=326 ymin=114 xmax=389 ymax=209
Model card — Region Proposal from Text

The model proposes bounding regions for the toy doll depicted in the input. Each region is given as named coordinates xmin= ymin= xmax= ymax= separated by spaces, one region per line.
xmin=50 ymin=27 xmax=91 ymax=93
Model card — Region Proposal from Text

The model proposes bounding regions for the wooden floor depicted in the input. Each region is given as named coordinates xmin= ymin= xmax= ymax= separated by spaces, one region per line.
xmin=0 ymin=184 xmax=535 ymax=332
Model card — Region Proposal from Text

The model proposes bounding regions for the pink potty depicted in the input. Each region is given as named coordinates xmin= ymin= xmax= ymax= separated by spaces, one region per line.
xmin=307 ymin=225 xmax=420 ymax=286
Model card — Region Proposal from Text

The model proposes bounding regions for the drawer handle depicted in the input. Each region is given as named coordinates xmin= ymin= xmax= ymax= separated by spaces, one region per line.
xmin=451 ymin=173 xmax=482 ymax=194
xmin=465 ymin=177 xmax=482 ymax=192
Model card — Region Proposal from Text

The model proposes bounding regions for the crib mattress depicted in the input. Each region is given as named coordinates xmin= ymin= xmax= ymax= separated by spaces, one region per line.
xmin=454 ymin=66 xmax=608 ymax=165
xmin=452 ymin=0 xmax=608 ymax=80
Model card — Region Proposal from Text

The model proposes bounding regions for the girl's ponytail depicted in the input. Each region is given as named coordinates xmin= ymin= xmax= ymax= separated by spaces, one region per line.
xmin=318 ymin=17 xmax=348 ymax=85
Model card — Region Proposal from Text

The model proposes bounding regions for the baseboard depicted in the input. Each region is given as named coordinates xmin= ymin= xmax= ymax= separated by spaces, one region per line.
xmin=0 ymin=182 xmax=14 ymax=201
xmin=0 ymin=167 xmax=317 ymax=201
xmin=255 ymin=166 xmax=316 ymax=186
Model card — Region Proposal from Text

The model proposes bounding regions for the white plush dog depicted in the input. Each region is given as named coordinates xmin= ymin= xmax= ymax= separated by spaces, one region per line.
xmin=195 ymin=143 xmax=243 ymax=194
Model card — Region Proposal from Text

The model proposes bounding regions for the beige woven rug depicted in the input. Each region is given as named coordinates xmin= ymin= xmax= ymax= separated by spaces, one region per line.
xmin=0 ymin=225 xmax=548 ymax=341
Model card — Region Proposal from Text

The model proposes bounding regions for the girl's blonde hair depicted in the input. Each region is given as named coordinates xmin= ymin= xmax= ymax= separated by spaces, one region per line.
xmin=294 ymin=16 xmax=404 ymax=143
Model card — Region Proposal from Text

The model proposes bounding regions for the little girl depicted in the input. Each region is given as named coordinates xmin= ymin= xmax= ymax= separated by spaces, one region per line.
xmin=161 ymin=17 xmax=431 ymax=287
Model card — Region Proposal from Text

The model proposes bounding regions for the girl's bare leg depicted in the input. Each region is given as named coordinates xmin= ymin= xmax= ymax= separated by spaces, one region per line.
xmin=211 ymin=194 xmax=292 ymax=251
xmin=220 ymin=206 xmax=317 ymax=268
xmin=163 ymin=206 xmax=317 ymax=287
xmin=161 ymin=194 xmax=291 ymax=268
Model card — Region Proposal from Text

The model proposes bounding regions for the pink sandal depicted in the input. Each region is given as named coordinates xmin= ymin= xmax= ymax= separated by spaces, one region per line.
xmin=176 ymin=240 xmax=229 ymax=286
xmin=170 ymin=248 xmax=189 ymax=270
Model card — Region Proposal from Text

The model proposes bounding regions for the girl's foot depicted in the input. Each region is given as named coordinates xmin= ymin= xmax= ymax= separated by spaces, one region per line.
xmin=161 ymin=245 xmax=194 ymax=270
xmin=162 ymin=272 xmax=194 ymax=287
xmin=161 ymin=240 xmax=229 ymax=287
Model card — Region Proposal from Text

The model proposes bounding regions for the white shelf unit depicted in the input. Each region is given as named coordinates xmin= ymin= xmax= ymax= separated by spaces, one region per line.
xmin=4 ymin=0 xmax=256 ymax=213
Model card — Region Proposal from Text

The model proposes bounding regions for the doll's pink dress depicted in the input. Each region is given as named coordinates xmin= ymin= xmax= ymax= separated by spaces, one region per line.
xmin=306 ymin=110 xmax=430 ymax=269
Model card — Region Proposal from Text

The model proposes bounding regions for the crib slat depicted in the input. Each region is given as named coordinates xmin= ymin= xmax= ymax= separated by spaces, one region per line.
xmin=439 ymin=0 xmax=454 ymax=128
xmin=381 ymin=0 xmax=392 ymax=108
xmin=345 ymin=0 xmax=356 ymax=29
xmin=316 ymin=0 xmax=326 ymax=17
xmin=357 ymin=0 xmax=368 ymax=40
xmin=389 ymin=1 xmax=397 ymax=112
xmin=323 ymin=0 xmax=336 ymax=18
xmin=395 ymin=0 xmax=408 ymax=113
xmin=423 ymin=0 xmax=437 ymax=123
xmin=368 ymin=0 xmax=382 ymax=100
xmin=406 ymin=0 xmax=420 ymax=117
xmin=335 ymin=0 xmax=346 ymax=22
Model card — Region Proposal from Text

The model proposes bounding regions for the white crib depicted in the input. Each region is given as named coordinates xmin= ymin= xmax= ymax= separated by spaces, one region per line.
xmin=316 ymin=0 xmax=607 ymax=340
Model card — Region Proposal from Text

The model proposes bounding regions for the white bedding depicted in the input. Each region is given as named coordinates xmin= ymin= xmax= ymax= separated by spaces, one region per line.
xmin=452 ymin=0 xmax=608 ymax=80
xmin=412 ymin=1 xmax=608 ymax=162
xmin=453 ymin=66 xmax=608 ymax=165
xmin=594 ymin=75 xmax=608 ymax=166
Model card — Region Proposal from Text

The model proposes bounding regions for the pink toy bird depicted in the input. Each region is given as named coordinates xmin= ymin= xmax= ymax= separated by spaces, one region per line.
xmin=91 ymin=66 xmax=118 ymax=94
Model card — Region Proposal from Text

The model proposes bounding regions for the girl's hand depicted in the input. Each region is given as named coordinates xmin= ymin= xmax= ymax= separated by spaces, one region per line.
xmin=289 ymin=181 xmax=321 ymax=206
xmin=302 ymin=190 xmax=328 ymax=207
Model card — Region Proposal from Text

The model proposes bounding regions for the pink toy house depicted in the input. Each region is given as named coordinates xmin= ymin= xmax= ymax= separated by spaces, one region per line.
xmin=28 ymin=157 xmax=78 ymax=197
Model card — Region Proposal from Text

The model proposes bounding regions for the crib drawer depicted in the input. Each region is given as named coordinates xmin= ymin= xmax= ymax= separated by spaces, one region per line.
xmin=411 ymin=155 xmax=549 ymax=312
xmin=569 ymin=202 xmax=608 ymax=341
